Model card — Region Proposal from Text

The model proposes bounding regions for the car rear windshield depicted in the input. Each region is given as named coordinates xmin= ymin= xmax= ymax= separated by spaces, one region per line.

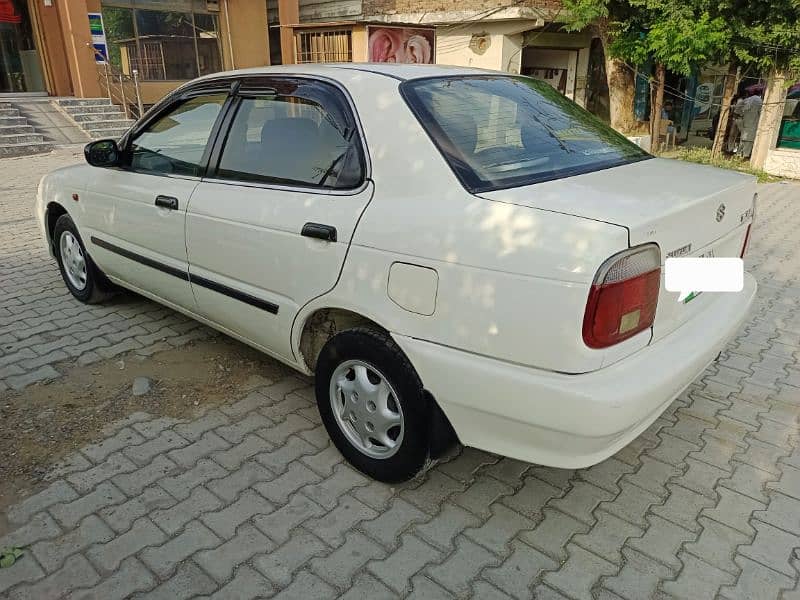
xmin=401 ymin=75 xmax=651 ymax=193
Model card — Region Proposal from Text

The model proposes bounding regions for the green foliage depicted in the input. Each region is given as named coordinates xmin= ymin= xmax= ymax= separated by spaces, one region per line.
xmin=669 ymin=146 xmax=779 ymax=182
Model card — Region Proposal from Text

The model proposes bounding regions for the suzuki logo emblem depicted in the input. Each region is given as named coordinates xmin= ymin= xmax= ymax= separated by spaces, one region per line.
xmin=716 ymin=203 xmax=726 ymax=222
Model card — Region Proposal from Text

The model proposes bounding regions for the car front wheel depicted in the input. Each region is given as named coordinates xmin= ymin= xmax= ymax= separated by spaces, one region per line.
xmin=53 ymin=214 xmax=112 ymax=304
xmin=315 ymin=327 xmax=430 ymax=482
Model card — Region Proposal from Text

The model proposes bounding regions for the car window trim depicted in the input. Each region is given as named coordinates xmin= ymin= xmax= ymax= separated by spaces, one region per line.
xmin=118 ymin=82 xmax=238 ymax=181
xmin=204 ymin=74 xmax=371 ymax=192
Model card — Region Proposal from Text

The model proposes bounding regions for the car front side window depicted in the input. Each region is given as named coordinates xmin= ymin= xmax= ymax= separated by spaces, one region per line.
xmin=127 ymin=93 xmax=227 ymax=177
xmin=214 ymin=79 xmax=364 ymax=190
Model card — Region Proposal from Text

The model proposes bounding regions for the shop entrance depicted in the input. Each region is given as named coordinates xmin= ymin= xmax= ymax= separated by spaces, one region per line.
xmin=0 ymin=0 xmax=45 ymax=94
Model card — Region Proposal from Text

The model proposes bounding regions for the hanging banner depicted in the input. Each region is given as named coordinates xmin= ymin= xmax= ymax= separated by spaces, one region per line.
xmin=367 ymin=26 xmax=435 ymax=64
xmin=88 ymin=12 xmax=108 ymax=63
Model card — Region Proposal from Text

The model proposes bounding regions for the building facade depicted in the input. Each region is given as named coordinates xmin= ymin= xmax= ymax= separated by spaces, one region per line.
xmin=0 ymin=0 xmax=270 ymax=104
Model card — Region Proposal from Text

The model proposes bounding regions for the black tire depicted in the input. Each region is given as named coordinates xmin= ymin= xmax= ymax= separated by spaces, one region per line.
xmin=53 ymin=214 xmax=113 ymax=304
xmin=315 ymin=327 xmax=430 ymax=483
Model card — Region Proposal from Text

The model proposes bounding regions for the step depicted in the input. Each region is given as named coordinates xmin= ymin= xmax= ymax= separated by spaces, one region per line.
xmin=88 ymin=127 xmax=130 ymax=139
xmin=56 ymin=98 xmax=113 ymax=108
xmin=0 ymin=102 xmax=11 ymax=110
xmin=84 ymin=119 xmax=135 ymax=132
xmin=0 ymin=108 xmax=20 ymax=117
xmin=63 ymin=104 xmax=126 ymax=115
xmin=0 ymin=116 xmax=27 ymax=127
xmin=0 ymin=124 xmax=35 ymax=135
xmin=69 ymin=110 xmax=129 ymax=123
xmin=0 ymin=141 xmax=53 ymax=158
xmin=0 ymin=132 xmax=46 ymax=144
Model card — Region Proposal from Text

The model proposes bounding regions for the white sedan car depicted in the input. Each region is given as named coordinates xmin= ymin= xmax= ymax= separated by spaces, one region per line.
xmin=36 ymin=64 xmax=757 ymax=482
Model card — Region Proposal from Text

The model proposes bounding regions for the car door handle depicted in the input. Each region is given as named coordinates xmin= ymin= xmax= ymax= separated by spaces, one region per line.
xmin=301 ymin=222 xmax=337 ymax=242
xmin=155 ymin=195 xmax=179 ymax=210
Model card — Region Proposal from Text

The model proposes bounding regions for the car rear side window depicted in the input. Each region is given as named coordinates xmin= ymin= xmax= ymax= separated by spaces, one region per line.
xmin=214 ymin=78 xmax=365 ymax=190
xmin=401 ymin=75 xmax=650 ymax=193
xmin=128 ymin=93 xmax=227 ymax=177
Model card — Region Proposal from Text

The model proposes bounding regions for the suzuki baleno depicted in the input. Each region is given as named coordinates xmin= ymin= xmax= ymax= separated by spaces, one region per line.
xmin=36 ymin=64 xmax=757 ymax=482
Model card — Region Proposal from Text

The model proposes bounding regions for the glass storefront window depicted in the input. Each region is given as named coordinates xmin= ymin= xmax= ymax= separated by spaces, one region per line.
xmin=101 ymin=2 xmax=222 ymax=81
xmin=0 ymin=0 xmax=46 ymax=93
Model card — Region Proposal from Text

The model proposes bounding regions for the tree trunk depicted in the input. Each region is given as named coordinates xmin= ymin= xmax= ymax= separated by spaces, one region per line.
xmin=750 ymin=67 xmax=787 ymax=169
xmin=605 ymin=55 xmax=641 ymax=134
xmin=650 ymin=63 xmax=665 ymax=153
xmin=711 ymin=62 xmax=738 ymax=158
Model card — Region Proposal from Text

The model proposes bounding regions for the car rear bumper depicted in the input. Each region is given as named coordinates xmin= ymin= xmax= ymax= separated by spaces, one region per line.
xmin=393 ymin=271 xmax=757 ymax=469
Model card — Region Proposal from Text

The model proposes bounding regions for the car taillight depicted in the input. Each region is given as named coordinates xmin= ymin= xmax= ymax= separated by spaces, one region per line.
xmin=583 ymin=244 xmax=661 ymax=349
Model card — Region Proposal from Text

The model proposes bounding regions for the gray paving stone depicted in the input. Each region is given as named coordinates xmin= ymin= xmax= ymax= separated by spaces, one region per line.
xmin=627 ymin=514 xmax=696 ymax=571
xmin=86 ymin=516 xmax=166 ymax=573
xmin=738 ymin=519 xmax=800 ymax=577
xmin=150 ymin=486 xmax=223 ymax=535
xmin=549 ymin=480 xmax=615 ymax=525
xmin=7 ymin=480 xmax=78 ymax=525
xmin=483 ymin=538 xmax=558 ymax=598
xmin=651 ymin=483 xmax=716 ymax=533
xmin=427 ymin=536 xmax=500 ymax=597
xmin=400 ymin=471 xmax=467 ymax=514
xmin=452 ymin=475 xmax=514 ymax=519
xmin=111 ymin=454 xmax=180 ymax=497
xmin=253 ymin=493 xmax=325 ymax=545
xmin=50 ymin=481 xmax=126 ymax=529
xmin=501 ymin=475 xmax=563 ymax=521
xmin=31 ymin=514 xmax=114 ymax=573
xmin=719 ymin=555 xmax=796 ymax=600
xmin=206 ymin=460 xmax=274 ymax=503
xmin=0 ymin=512 xmax=62 ymax=549
xmin=0 ymin=554 xmax=46 ymax=595
xmin=253 ymin=529 xmax=328 ymax=587
xmin=140 ymin=520 xmax=221 ymax=578
xmin=203 ymin=564 xmax=274 ymax=600
xmin=157 ymin=458 xmax=228 ymax=501
xmin=214 ymin=412 xmax=272 ymax=444
xmin=270 ymin=569 xmax=336 ymax=600
xmin=7 ymin=554 xmax=99 ymax=600
xmin=702 ymin=487 xmax=766 ymax=536
xmin=519 ymin=507 xmax=590 ymax=562
xmin=138 ymin=561 xmax=217 ymax=600
xmin=720 ymin=461 xmax=776 ymax=503
xmin=361 ymin=497 xmax=428 ymax=548
xmin=124 ymin=431 xmax=188 ymax=467
xmin=99 ymin=486 xmax=176 ymax=533
xmin=305 ymin=494 xmax=378 ymax=547
xmin=338 ymin=572 xmax=396 ymax=600
xmin=259 ymin=435 xmax=317 ymax=475
xmin=195 ymin=522 xmax=275 ymax=583
xmin=300 ymin=443 xmax=345 ymax=477
xmin=212 ymin=433 xmax=271 ymax=471
xmin=310 ymin=530 xmax=385 ymax=588
xmin=406 ymin=574 xmax=455 ymax=599
xmin=201 ymin=489 xmax=274 ymax=539
xmin=599 ymin=480 xmax=661 ymax=528
xmin=465 ymin=502 xmax=535 ymax=555
xmin=602 ymin=547 xmax=673 ymax=600
xmin=543 ymin=542 xmax=618 ymax=600
xmin=167 ymin=432 xmax=230 ymax=469
xmin=662 ymin=552 xmax=736 ymax=599
xmin=367 ymin=533 xmax=441 ymax=594
xmin=255 ymin=462 xmax=321 ymax=505
xmin=81 ymin=427 xmax=145 ymax=463
xmin=571 ymin=509 xmax=645 ymax=566
xmin=302 ymin=464 xmax=369 ymax=510
xmin=684 ymin=516 xmax=750 ymax=574
xmin=66 ymin=453 xmax=137 ymax=494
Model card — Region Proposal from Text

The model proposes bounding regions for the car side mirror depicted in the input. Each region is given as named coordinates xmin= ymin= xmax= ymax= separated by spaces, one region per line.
xmin=84 ymin=139 xmax=121 ymax=168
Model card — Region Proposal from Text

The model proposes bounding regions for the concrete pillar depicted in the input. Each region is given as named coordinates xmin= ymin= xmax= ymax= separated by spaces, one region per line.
xmin=221 ymin=0 xmax=270 ymax=69
xmin=574 ymin=47 xmax=590 ymax=107
xmin=751 ymin=69 xmax=787 ymax=170
xmin=55 ymin=0 xmax=102 ymax=98
xmin=278 ymin=0 xmax=299 ymax=64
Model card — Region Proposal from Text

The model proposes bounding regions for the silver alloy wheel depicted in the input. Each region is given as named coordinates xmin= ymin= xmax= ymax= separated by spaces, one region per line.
xmin=59 ymin=231 xmax=88 ymax=291
xmin=329 ymin=360 xmax=405 ymax=459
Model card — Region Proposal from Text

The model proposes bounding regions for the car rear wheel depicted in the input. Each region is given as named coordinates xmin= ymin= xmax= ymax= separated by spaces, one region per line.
xmin=53 ymin=214 xmax=113 ymax=304
xmin=315 ymin=327 xmax=430 ymax=482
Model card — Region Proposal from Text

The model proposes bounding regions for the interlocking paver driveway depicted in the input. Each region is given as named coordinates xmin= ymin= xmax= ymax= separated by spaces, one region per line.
xmin=1 ymin=147 xmax=799 ymax=599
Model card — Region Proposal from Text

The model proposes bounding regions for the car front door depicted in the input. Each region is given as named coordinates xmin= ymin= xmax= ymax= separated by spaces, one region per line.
xmin=85 ymin=88 xmax=231 ymax=310
xmin=186 ymin=76 xmax=373 ymax=363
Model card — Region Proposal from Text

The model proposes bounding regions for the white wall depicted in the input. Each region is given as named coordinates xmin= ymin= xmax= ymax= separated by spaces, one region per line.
xmin=435 ymin=21 xmax=536 ymax=73
xmin=764 ymin=148 xmax=800 ymax=179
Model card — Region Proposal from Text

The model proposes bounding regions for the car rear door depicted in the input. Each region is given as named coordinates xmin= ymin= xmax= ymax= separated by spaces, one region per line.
xmin=186 ymin=76 xmax=373 ymax=362
xmin=85 ymin=83 xmax=233 ymax=310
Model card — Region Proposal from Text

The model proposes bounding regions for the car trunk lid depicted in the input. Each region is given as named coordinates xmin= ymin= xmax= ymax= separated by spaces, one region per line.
xmin=479 ymin=157 xmax=757 ymax=342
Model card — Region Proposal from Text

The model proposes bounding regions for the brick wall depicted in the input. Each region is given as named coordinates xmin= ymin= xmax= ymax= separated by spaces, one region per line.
xmin=364 ymin=0 xmax=561 ymax=18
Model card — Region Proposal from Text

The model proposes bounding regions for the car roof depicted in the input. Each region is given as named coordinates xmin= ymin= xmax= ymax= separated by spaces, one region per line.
xmin=194 ymin=62 xmax=501 ymax=84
